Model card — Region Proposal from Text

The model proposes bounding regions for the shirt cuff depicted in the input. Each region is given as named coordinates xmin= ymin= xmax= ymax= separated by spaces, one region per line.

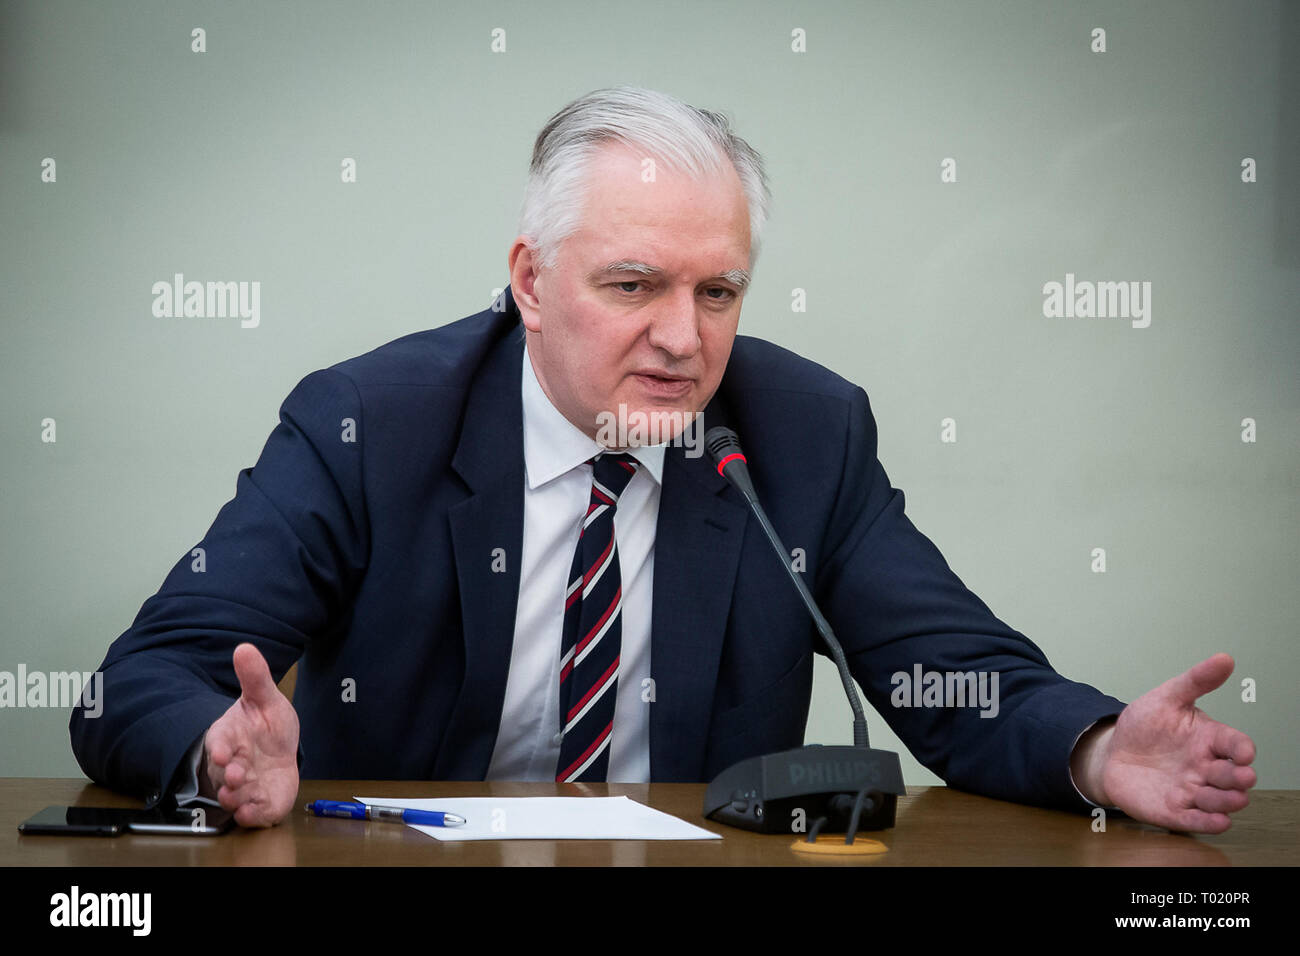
xmin=172 ymin=735 xmax=223 ymax=809
xmin=1067 ymin=715 xmax=1120 ymax=811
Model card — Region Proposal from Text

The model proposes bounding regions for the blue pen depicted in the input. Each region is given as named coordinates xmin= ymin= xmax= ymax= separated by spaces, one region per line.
xmin=304 ymin=799 xmax=466 ymax=827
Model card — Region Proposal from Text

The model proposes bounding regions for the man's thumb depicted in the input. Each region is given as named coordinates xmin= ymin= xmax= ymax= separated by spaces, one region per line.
xmin=232 ymin=643 xmax=281 ymax=709
xmin=1164 ymin=652 xmax=1234 ymax=707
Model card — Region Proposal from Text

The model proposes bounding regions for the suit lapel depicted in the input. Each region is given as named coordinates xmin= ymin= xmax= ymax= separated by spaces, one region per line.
xmin=649 ymin=412 xmax=750 ymax=781
xmin=437 ymin=317 xmax=526 ymax=780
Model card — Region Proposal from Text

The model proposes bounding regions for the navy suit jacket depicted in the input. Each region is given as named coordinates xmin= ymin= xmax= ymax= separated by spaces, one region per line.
xmin=70 ymin=286 xmax=1125 ymax=811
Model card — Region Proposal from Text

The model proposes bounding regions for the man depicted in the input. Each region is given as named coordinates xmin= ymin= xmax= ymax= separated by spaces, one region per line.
xmin=70 ymin=87 xmax=1256 ymax=833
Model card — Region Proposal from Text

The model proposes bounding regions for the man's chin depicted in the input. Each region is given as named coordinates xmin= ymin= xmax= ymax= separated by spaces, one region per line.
xmin=593 ymin=400 xmax=704 ymax=450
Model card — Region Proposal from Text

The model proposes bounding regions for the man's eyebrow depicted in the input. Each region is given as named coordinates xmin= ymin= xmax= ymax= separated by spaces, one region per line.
xmin=590 ymin=260 xmax=751 ymax=291
xmin=592 ymin=260 xmax=661 ymax=279
xmin=716 ymin=268 xmax=751 ymax=291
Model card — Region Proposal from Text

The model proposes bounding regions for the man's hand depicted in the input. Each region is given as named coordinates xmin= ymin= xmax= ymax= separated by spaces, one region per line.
xmin=199 ymin=643 xmax=300 ymax=828
xmin=1071 ymin=653 xmax=1256 ymax=833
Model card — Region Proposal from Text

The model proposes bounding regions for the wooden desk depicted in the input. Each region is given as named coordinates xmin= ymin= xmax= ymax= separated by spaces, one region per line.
xmin=4 ymin=779 xmax=1296 ymax=866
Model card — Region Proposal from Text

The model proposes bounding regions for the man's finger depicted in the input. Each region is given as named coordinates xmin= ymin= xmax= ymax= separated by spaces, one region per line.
xmin=1168 ymin=807 xmax=1232 ymax=835
xmin=234 ymin=801 xmax=275 ymax=829
xmin=1193 ymin=785 xmax=1249 ymax=816
xmin=222 ymin=757 xmax=254 ymax=790
xmin=1204 ymin=759 xmax=1256 ymax=791
xmin=217 ymin=774 xmax=263 ymax=809
xmin=206 ymin=738 xmax=230 ymax=768
xmin=232 ymin=642 xmax=281 ymax=710
xmin=205 ymin=721 xmax=238 ymax=768
xmin=215 ymin=783 xmax=247 ymax=815
xmin=226 ymin=785 xmax=283 ymax=828
xmin=1161 ymin=653 xmax=1234 ymax=707
xmin=1211 ymin=723 xmax=1255 ymax=764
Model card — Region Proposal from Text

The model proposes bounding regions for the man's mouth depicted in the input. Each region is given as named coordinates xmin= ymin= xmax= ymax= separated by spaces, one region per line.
xmin=632 ymin=371 xmax=693 ymax=397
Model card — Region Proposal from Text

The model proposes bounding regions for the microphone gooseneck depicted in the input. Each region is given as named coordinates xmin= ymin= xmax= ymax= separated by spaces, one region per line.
xmin=705 ymin=426 xmax=870 ymax=749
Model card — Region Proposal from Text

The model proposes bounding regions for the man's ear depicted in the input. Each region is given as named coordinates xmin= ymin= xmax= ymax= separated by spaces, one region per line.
xmin=508 ymin=238 xmax=542 ymax=333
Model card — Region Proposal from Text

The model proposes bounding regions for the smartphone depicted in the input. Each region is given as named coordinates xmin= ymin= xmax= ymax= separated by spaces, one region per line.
xmin=18 ymin=805 xmax=235 ymax=836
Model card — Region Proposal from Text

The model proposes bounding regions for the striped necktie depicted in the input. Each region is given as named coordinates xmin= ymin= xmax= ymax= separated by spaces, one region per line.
xmin=556 ymin=451 xmax=639 ymax=783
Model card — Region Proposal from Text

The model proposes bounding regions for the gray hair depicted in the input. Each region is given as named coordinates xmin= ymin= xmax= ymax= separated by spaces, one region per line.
xmin=518 ymin=86 xmax=771 ymax=272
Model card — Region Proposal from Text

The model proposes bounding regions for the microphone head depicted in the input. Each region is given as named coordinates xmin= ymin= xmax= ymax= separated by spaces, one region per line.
xmin=705 ymin=426 xmax=743 ymax=467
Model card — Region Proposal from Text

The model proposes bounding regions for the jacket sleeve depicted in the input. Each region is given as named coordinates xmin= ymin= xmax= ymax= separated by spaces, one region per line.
xmin=68 ymin=368 xmax=370 ymax=804
xmin=816 ymin=386 xmax=1126 ymax=812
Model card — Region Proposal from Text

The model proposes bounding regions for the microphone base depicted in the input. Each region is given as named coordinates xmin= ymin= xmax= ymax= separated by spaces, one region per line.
xmin=703 ymin=744 xmax=906 ymax=834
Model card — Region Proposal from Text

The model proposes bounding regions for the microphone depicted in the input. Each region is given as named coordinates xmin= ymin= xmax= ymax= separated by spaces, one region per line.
xmin=706 ymin=428 xmax=871 ymax=748
xmin=701 ymin=427 xmax=905 ymax=840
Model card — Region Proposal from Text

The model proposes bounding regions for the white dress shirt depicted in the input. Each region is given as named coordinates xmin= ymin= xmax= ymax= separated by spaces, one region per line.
xmin=485 ymin=348 xmax=663 ymax=782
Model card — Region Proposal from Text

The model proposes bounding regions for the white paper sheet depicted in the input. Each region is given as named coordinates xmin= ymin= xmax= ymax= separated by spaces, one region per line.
xmin=353 ymin=794 xmax=721 ymax=841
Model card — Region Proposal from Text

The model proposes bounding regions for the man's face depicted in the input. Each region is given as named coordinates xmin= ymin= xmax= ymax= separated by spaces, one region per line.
xmin=510 ymin=142 xmax=752 ymax=444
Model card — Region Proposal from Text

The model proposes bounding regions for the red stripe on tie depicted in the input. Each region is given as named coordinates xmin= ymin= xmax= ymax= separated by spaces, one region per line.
xmin=576 ymin=587 xmax=621 ymax=656
xmin=716 ymin=452 xmax=746 ymax=476
xmin=618 ymin=459 xmax=636 ymax=473
xmin=582 ymin=532 xmax=616 ymax=588
xmin=557 ymin=721 xmax=613 ymax=782
xmin=560 ymin=657 xmax=572 ymax=683
xmin=592 ymin=486 xmax=614 ymax=506
xmin=567 ymin=655 xmax=620 ymax=722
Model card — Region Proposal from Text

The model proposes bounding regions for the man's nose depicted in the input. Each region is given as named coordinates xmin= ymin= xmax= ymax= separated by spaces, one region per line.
xmin=645 ymin=287 xmax=702 ymax=359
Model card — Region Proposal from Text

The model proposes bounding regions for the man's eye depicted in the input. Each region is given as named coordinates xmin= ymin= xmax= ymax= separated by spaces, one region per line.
xmin=704 ymin=287 xmax=736 ymax=300
xmin=615 ymin=281 xmax=644 ymax=294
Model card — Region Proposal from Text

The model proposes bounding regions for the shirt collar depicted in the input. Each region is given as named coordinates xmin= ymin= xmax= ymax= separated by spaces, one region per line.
xmin=521 ymin=346 xmax=665 ymax=491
